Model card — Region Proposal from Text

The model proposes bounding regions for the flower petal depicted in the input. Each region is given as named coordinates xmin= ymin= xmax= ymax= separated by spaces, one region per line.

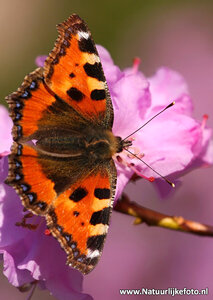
xmin=35 ymin=55 xmax=47 ymax=67
xmin=0 ymin=106 xmax=13 ymax=155
xmin=112 ymin=71 xmax=151 ymax=138
xmin=148 ymin=67 xmax=193 ymax=116
xmin=133 ymin=112 xmax=203 ymax=177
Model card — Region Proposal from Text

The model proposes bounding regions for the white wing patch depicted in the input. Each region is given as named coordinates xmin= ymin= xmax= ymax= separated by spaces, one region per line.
xmin=87 ymin=249 xmax=100 ymax=259
xmin=78 ymin=31 xmax=90 ymax=40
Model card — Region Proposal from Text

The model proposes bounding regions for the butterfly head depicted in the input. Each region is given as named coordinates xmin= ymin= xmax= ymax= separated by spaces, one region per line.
xmin=85 ymin=129 xmax=132 ymax=161
xmin=115 ymin=137 xmax=132 ymax=153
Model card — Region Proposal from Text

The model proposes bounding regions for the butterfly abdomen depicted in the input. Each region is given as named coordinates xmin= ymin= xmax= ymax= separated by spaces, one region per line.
xmin=36 ymin=134 xmax=86 ymax=156
xmin=36 ymin=127 xmax=123 ymax=160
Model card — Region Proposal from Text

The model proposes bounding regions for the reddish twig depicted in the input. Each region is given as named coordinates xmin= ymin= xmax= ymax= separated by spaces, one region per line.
xmin=114 ymin=194 xmax=213 ymax=237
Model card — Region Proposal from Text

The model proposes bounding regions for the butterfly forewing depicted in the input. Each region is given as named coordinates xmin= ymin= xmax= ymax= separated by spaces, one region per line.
xmin=6 ymin=68 xmax=56 ymax=142
xmin=44 ymin=14 xmax=113 ymax=128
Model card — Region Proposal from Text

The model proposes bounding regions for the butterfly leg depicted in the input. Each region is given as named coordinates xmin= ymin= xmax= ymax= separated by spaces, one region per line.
xmin=15 ymin=210 xmax=38 ymax=230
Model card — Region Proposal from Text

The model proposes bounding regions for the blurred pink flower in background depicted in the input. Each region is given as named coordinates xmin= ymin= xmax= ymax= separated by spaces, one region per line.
xmin=84 ymin=7 xmax=213 ymax=300
xmin=0 ymin=41 xmax=212 ymax=300
xmin=97 ymin=45 xmax=212 ymax=199
xmin=0 ymin=106 xmax=13 ymax=156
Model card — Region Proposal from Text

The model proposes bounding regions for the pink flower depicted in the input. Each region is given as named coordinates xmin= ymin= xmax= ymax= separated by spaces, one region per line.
xmin=0 ymin=106 xmax=13 ymax=157
xmin=96 ymin=46 xmax=212 ymax=199
xmin=0 ymin=45 xmax=212 ymax=299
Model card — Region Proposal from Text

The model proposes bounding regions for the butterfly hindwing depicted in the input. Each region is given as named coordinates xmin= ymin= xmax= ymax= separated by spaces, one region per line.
xmin=6 ymin=140 xmax=108 ymax=215
xmin=6 ymin=143 xmax=56 ymax=214
xmin=46 ymin=160 xmax=116 ymax=274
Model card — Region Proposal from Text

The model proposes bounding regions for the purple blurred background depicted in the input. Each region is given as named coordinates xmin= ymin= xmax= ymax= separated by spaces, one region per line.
xmin=0 ymin=1 xmax=213 ymax=299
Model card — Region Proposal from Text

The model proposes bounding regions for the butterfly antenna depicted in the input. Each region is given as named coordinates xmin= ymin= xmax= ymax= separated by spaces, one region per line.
xmin=122 ymin=101 xmax=175 ymax=141
xmin=124 ymin=148 xmax=175 ymax=188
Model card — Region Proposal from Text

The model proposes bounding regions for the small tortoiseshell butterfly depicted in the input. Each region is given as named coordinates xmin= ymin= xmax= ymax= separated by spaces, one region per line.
xmin=6 ymin=14 xmax=131 ymax=274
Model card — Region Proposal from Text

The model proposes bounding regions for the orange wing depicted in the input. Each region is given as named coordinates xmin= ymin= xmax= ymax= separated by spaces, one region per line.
xmin=6 ymin=68 xmax=56 ymax=141
xmin=44 ymin=14 xmax=113 ymax=128
xmin=6 ymin=143 xmax=56 ymax=214
xmin=6 ymin=142 xmax=116 ymax=274
xmin=46 ymin=164 xmax=116 ymax=274
xmin=6 ymin=14 xmax=113 ymax=144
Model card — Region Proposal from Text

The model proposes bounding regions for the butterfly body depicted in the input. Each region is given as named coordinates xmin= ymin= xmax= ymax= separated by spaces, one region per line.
xmin=6 ymin=14 xmax=130 ymax=274
xmin=36 ymin=126 xmax=122 ymax=160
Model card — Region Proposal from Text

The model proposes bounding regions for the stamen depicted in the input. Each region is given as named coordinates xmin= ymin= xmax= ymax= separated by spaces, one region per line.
xmin=202 ymin=114 xmax=209 ymax=129
xmin=117 ymin=102 xmax=177 ymax=188
xmin=128 ymin=162 xmax=155 ymax=182
xmin=116 ymin=155 xmax=123 ymax=163
xmin=128 ymin=137 xmax=135 ymax=142
xmin=126 ymin=147 xmax=143 ymax=159
xmin=125 ymin=148 xmax=175 ymax=188
xmin=132 ymin=57 xmax=141 ymax=73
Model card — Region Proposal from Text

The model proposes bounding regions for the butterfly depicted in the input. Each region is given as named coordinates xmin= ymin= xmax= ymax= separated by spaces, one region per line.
xmin=5 ymin=14 xmax=131 ymax=274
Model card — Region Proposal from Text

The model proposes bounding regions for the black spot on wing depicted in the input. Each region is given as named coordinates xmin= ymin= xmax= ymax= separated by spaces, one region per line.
xmin=20 ymin=90 xmax=31 ymax=99
xmin=53 ymin=176 xmax=73 ymax=195
xmin=27 ymin=192 xmax=37 ymax=204
xmin=16 ymin=125 xmax=22 ymax=139
xmin=70 ymin=241 xmax=77 ymax=249
xmin=67 ymin=87 xmax=84 ymax=101
xmin=14 ymin=111 xmax=22 ymax=120
xmin=73 ymin=211 xmax=80 ymax=217
xmin=77 ymin=255 xmax=86 ymax=263
xmin=94 ymin=188 xmax=110 ymax=199
xmin=78 ymin=37 xmax=97 ymax=54
xmin=14 ymin=159 xmax=22 ymax=169
xmin=35 ymin=201 xmax=47 ymax=211
xmin=48 ymin=209 xmax=58 ymax=224
xmin=14 ymin=173 xmax=22 ymax=181
xmin=63 ymin=232 xmax=72 ymax=244
xmin=69 ymin=72 xmax=75 ymax=78
xmin=20 ymin=183 xmax=30 ymax=192
xmin=15 ymin=101 xmax=23 ymax=109
xmin=90 ymin=207 xmax=110 ymax=225
xmin=52 ymin=57 xmax=59 ymax=65
xmin=69 ymin=187 xmax=88 ymax=202
xmin=73 ymin=249 xmax=79 ymax=257
xmin=87 ymin=234 xmax=106 ymax=251
xmin=91 ymin=89 xmax=106 ymax=101
xmin=56 ymin=225 xmax=63 ymax=233
xmin=83 ymin=62 xmax=105 ymax=82
xmin=29 ymin=80 xmax=38 ymax=90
